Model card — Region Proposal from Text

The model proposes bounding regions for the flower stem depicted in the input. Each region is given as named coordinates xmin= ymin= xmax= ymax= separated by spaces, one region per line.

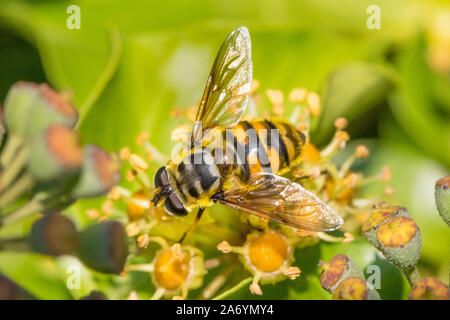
xmin=0 ymin=146 xmax=28 ymax=191
xmin=199 ymin=264 xmax=236 ymax=299
xmin=0 ymin=196 xmax=44 ymax=226
xmin=0 ymin=237 xmax=30 ymax=252
xmin=0 ymin=134 xmax=23 ymax=169
xmin=212 ymin=277 xmax=252 ymax=300
xmin=0 ymin=173 xmax=34 ymax=211
xmin=404 ymin=267 xmax=421 ymax=287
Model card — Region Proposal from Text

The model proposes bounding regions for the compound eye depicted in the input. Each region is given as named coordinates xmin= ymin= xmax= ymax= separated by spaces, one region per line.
xmin=154 ymin=166 xmax=169 ymax=188
xmin=164 ymin=193 xmax=188 ymax=216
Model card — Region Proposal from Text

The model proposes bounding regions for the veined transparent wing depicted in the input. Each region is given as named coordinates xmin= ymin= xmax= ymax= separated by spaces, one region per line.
xmin=191 ymin=27 xmax=252 ymax=145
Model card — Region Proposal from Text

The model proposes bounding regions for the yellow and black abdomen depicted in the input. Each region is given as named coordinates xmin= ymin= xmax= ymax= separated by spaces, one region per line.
xmin=225 ymin=119 xmax=306 ymax=182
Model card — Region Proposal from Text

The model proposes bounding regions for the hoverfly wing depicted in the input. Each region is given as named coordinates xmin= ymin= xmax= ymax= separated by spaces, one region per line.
xmin=217 ymin=173 xmax=343 ymax=232
xmin=191 ymin=27 xmax=252 ymax=145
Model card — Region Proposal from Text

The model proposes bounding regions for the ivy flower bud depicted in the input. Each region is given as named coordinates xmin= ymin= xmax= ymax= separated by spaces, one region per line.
xmin=79 ymin=291 xmax=108 ymax=300
xmin=3 ymin=82 xmax=39 ymax=136
xmin=318 ymin=254 xmax=364 ymax=293
xmin=25 ymin=84 xmax=78 ymax=136
xmin=409 ymin=277 xmax=449 ymax=300
xmin=77 ymin=221 xmax=128 ymax=274
xmin=362 ymin=205 xmax=421 ymax=271
xmin=28 ymin=124 xmax=83 ymax=182
xmin=0 ymin=273 xmax=35 ymax=300
xmin=29 ymin=213 xmax=79 ymax=256
xmin=69 ymin=145 xmax=121 ymax=199
xmin=434 ymin=176 xmax=449 ymax=226
xmin=332 ymin=277 xmax=370 ymax=300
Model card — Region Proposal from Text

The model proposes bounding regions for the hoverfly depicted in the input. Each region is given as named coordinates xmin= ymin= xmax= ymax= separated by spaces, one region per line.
xmin=152 ymin=27 xmax=343 ymax=241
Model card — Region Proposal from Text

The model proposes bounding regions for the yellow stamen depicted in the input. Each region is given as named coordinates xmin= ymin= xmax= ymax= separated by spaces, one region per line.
xmin=249 ymin=282 xmax=262 ymax=295
xmin=135 ymin=132 xmax=150 ymax=146
xmin=306 ymin=92 xmax=320 ymax=116
xmin=137 ymin=234 xmax=150 ymax=248
xmin=127 ymin=291 xmax=139 ymax=300
xmin=126 ymin=223 xmax=140 ymax=237
xmin=334 ymin=117 xmax=348 ymax=130
xmin=186 ymin=105 xmax=197 ymax=122
xmin=101 ymin=200 xmax=114 ymax=215
xmin=171 ymin=124 xmax=191 ymax=143
xmin=217 ymin=241 xmax=232 ymax=254
xmin=129 ymin=154 xmax=149 ymax=172
xmin=288 ymin=88 xmax=308 ymax=103
xmin=119 ymin=146 xmax=131 ymax=161
xmin=355 ymin=145 xmax=370 ymax=159
xmin=266 ymin=89 xmax=284 ymax=106
xmin=284 ymin=266 xmax=301 ymax=280
xmin=86 ymin=209 xmax=100 ymax=219
xmin=250 ymin=79 xmax=260 ymax=95
xmin=107 ymin=186 xmax=121 ymax=201
xmin=379 ymin=166 xmax=392 ymax=182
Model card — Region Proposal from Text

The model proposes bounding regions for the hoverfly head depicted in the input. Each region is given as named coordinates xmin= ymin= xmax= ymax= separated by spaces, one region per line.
xmin=152 ymin=166 xmax=188 ymax=216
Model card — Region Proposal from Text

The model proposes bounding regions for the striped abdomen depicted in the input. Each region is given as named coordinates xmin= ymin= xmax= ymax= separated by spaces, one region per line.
xmin=224 ymin=119 xmax=306 ymax=182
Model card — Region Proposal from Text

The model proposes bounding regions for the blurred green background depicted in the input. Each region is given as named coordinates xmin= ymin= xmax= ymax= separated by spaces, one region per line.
xmin=0 ymin=0 xmax=448 ymax=299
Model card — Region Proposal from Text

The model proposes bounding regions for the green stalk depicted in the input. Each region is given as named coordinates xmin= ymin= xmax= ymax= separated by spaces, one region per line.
xmin=0 ymin=172 xmax=34 ymax=210
xmin=0 ymin=134 xmax=23 ymax=169
xmin=0 ymin=197 xmax=44 ymax=226
xmin=0 ymin=237 xmax=30 ymax=252
xmin=0 ymin=146 xmax=28 ymax=190
xmin=212 ymin=277 xmax=252 ymax=300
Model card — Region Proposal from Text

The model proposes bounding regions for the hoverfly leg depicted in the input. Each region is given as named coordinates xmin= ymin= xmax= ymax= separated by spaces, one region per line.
xmin=179 ymin=207 xmax=206 ymax=243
